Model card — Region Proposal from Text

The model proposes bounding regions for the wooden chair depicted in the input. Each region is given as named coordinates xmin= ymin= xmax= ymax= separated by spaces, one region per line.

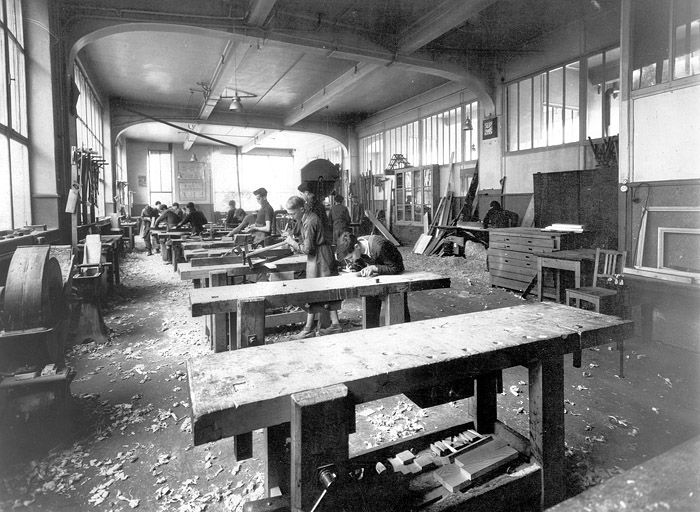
xmin=565 ymin=248 xmax=627 ymax=376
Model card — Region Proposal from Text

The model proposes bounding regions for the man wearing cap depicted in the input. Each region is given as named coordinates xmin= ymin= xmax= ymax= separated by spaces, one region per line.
xmin=248 ymin=187 xmax=275 ymax=245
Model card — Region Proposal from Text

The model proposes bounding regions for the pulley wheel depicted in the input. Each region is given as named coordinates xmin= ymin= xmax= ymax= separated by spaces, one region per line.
xmin=3 ymin=245 xmax=64 ymax=331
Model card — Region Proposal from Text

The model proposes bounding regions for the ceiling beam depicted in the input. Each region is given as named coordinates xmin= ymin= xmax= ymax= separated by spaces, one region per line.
xmin=397 ymin=0 xmax=499 ymax=53
xmin=242 ymin=129 xmax=280 ymax=153
xmin=245 ymin=0 xmax=277 ymax=27
xmin=283 ymin=0 xmax=496 ymax=126
xmin=184 ymin=41 xmax=255 ymax=150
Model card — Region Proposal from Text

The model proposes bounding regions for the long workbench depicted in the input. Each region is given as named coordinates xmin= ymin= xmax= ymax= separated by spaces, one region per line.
xmin=187 ymin=302 xmax=630 ymax=511
xmin=178 ymin=254 xmax=307 ymax=283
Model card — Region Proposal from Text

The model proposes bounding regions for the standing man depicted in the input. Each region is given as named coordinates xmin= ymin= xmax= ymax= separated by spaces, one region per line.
xmin=224 ymin=200 xmax=246 ymax=229
xmin=154 ymin=203 xmax=183 ymax=230
xmin=328 ymin=194 xmax=351 ymax=243
xmin=171 ymin=202 xmax=185 ymax=221
xmin=248 ymin=187 xmax=275 ymax=245
xmin=175 ymin=202 xmax=208 ymax=235
xmin=140 ymin=200 xmax=160 ymax=255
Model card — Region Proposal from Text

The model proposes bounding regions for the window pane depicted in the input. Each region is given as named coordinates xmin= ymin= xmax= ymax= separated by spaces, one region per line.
xmin=507 ymin=83 xmax=518 ymax=151
xmin=0 ymin=29 xmax=7 ymax=126
xmin=7 ymin=0 xmax=23 ymax=46
xmin=605 ymin=48 xmax=621 ymax=136
xmin=10 ymin=140 xmax=30 ymax=227
xmin=548 ymin=68 xmax=564 ymax=145
xmin=564 ymin=62 xmax=580 ymax=143
xmin=674 ymin=1 xmax=700 ymax=79
xmin=587 ymin=52 xmax=604 ymax=139
xmin=9 ymin=40 xmax=27 ymax=136
xmin=519 ymin=78 xmax=532 ymax=150
xmin=0 ymin=134 xmax=11 ymax=229
xmin=533 ymin=72 xmax=547 ymax=147
xmin=632 ymin=0 xmax=670 ymax=90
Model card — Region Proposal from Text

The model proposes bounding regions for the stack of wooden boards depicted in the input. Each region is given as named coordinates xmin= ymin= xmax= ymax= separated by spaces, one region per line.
xmin=382 ymin=428 xmax=521 ymax=494
xmin=412 ymin=191 xmax=457 ymax=256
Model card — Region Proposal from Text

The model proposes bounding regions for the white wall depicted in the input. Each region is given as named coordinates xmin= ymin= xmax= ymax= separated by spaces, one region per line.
xmin=631 ymin=83 xmax=700 ymax=182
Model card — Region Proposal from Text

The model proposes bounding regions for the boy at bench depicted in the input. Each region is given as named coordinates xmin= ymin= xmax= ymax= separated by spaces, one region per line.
xmin=335 ymin=231 xmax=410 ymax=322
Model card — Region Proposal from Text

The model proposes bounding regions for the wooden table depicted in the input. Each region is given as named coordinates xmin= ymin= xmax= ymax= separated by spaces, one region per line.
xmin=78 ymin=234 xmax=123 ymax=285
xmin=436 ymin=222 xmax=489 ymax=248
xmin=151 ymin=230 xmax=189 ymax=263
xmin=537 ymin=248 xmax=597 ymax=302
xmin=187 ymin=302 xmax=631 ymax=511
xmin=178 ymin=254 xmax=307 ymax=284
xmin=190 ymin=270 xmax=449 ymax=352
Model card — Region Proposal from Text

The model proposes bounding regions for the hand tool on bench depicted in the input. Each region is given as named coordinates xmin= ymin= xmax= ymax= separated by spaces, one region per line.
xmin=245 ymin=240 xmax=292 ymax=268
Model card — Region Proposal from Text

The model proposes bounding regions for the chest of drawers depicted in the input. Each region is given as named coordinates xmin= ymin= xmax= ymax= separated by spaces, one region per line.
xmin=488 ymin=228 xmax=590 ymax=292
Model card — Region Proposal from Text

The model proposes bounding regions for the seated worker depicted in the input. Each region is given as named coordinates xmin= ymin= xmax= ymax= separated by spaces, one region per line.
xmin=482 ymin=201 xmax=517 ymax=229
xmin=248 ymin=187 xmax=275 ymax=245
xmin=283 ymin=195 xmax=342 ymax=339
xmin=328 ymin=194 xmax=351 ymax=243
xmin=226 ymin=213 xmax=256 ymax=237
xmin=335 ymin=231 xmax=410 ymax=321
xmin=154 ymin=203 xmax=182 ymax=230
xmin=224 ymin=200 xmax=246 ymax=229
xmin=175 ymin=202 xmax=208 ymax=235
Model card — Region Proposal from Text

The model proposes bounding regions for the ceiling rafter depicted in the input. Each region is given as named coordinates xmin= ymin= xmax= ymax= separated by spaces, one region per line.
xmin=242 ymin=129 xmax=280 ymax=153
xmin=245 ymin=0 xmax=277 ymax=27
xmin=184 ymin=41 xmax=256 ymax=150
xmin=282 ymin=0 xmax=496 ymax=126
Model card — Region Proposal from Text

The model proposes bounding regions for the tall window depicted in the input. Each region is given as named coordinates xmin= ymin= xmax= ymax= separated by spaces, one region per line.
xmin=586 ymin=47 xmax=620 ymax=139
xmin=395 ymin=166 xmax=433 ymax=223
xmin=74 ymin=63 xmax=104 ymax=155
xmin=632 ymin=0 xmax=699 ymax=90
xmin=0 ymin=0 xmax=30 ymax=230
xmin=359 ymin=99 xmax=479 ymax=174
xmin=147 ymin=150 xmax=173 ymax=206
xmin=507 ymin=60 xmax=580 ymax=151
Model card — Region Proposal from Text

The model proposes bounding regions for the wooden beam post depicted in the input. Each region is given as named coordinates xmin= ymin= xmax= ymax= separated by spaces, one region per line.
xmin=265 ymin=423 xmax=290 ymax=497
xmin=382 ymin=292 xmax=406 ymax=325
xmin=529 ymin=354 xmax=565 ymax=508
xmin=290 ymin=384 xmax=353 ymax=512
xmin=362 ymin=296 xmax=382 ymax=328
xmin=209 ymin=270 xmax=229 ymax=352
xmin=237 ymin=298 xmax=265 ymax=348
xmin=468 ymin=372 xmax=499 ymax=434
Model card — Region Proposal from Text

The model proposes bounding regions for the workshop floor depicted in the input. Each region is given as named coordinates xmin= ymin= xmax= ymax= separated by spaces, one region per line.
xmin=1 ymin=244 xmax=698 ymax=511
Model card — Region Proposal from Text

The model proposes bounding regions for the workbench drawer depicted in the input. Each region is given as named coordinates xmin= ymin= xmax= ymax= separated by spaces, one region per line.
xmin=489 ymin=241 xmax=555 ymax=255
xmin=490 ymin=274 xmax=531 ymax=292
xmin=489 ymin=232 xmax=558 ymax=248
xmin=488 ymin=250 xmax=538 ymax=266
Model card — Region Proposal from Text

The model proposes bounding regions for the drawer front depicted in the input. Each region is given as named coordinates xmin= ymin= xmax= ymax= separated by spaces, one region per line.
xmin=488 ymin=253 xmax=536 ymax=270
xmin=489 ymin=233 xmax=558 ymax=248
xmin=490 ymin=274 xmax=531 ymax=292
xmin=489 ymin=241 xmax=554 ymax=254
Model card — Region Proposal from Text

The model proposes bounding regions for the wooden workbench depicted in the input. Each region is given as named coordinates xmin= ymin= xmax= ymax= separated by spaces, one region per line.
xmin=187 ymin=302 xmax=630 ymax=510
xmin=178 ymin=254 xmax=307 ymax=282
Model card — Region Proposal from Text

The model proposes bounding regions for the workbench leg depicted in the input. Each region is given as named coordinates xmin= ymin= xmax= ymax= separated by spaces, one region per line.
xmin=265 ymin=423 xmax=290 ymax=497
xmin=226 ymin=312 xmax=238 ymax=350
xmin=529 ymin=354 xmax=565 ymax=508
xmin=290 ymin=384 xmax=353 ymax=512
xmin=237 ymin=298 xmax=265 ymax=348
xmin=362 ymin=296 xmax=381 ymax=329
xmin=468 ymin=371 xmax=499 ymax=434
xmin=210 ymin=271 xmax=229 ymax=352
xmin=382 ymin=292 xmax=406 ymax=326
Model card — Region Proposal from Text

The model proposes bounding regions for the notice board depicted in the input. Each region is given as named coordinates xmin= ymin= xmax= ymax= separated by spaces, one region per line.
xmin=177 ymin=161 xmax=208 ymax=202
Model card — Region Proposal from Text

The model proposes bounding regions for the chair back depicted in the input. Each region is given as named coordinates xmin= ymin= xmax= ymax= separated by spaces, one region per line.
xmin=592 ymin=248 xmax=627 ymax=288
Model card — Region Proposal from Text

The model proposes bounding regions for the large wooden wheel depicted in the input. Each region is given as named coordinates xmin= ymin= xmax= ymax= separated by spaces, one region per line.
xmin=3 ymin=245 xmax=64 ymax=331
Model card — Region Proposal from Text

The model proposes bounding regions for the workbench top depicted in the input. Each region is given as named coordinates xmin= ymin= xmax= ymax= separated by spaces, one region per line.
xmin=187 ymin=302 xmax=630 ymax=441
xmin=178 ymin=254 xmax=307 ymax=280
xmin=188 ymin=270 xmax=450 ymax=316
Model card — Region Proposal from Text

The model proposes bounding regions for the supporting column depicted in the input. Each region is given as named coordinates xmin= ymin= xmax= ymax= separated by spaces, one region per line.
xmin=290 ymin=384 xmax=353 ymax=512
xmin=529 ymin=354 xmax=565 ymax=508
xmin=362 ymin=296 xmax=381 ymax=328
xmin=265 ymin=423 xmax=291 ymax=497
xmin=237 ymin=298 xmax=265 ymax=348
xmin=209 ymin=270 xmax=229 ymax=352
xmin=468 ymin=371 xmax=499 ymax=434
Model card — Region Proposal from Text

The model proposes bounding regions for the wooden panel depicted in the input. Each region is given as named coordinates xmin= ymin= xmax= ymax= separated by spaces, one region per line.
xmin=187 ymin=303 xmax=630 ymax=444
xmin=490 ymin=268 xmax=537 ymax=283
xmin=490 ymin=275 xmax=531 ymax=291
xmin=190 ymin=271 xmax=450 ymax=317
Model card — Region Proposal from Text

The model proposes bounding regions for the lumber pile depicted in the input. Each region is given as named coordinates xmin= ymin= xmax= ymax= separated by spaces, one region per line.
xmin=412 ymin=191 xmax=456 ymax=256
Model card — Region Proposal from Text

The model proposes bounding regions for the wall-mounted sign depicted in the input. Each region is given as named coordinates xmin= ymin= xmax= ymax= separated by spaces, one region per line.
xmin=482 ymin=117 xmax=498 ymax=140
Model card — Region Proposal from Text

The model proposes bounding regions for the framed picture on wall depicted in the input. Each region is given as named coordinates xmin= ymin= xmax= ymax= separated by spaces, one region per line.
xmin=137 ymin=175 xmax=147 ymax=187
xmin=482 ymin=117 xmax=498 ymax=140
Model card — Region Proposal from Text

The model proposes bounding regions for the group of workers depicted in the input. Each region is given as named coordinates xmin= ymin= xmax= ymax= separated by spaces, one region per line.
xmin=140 ymin=186 xmax=406 ymax=339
